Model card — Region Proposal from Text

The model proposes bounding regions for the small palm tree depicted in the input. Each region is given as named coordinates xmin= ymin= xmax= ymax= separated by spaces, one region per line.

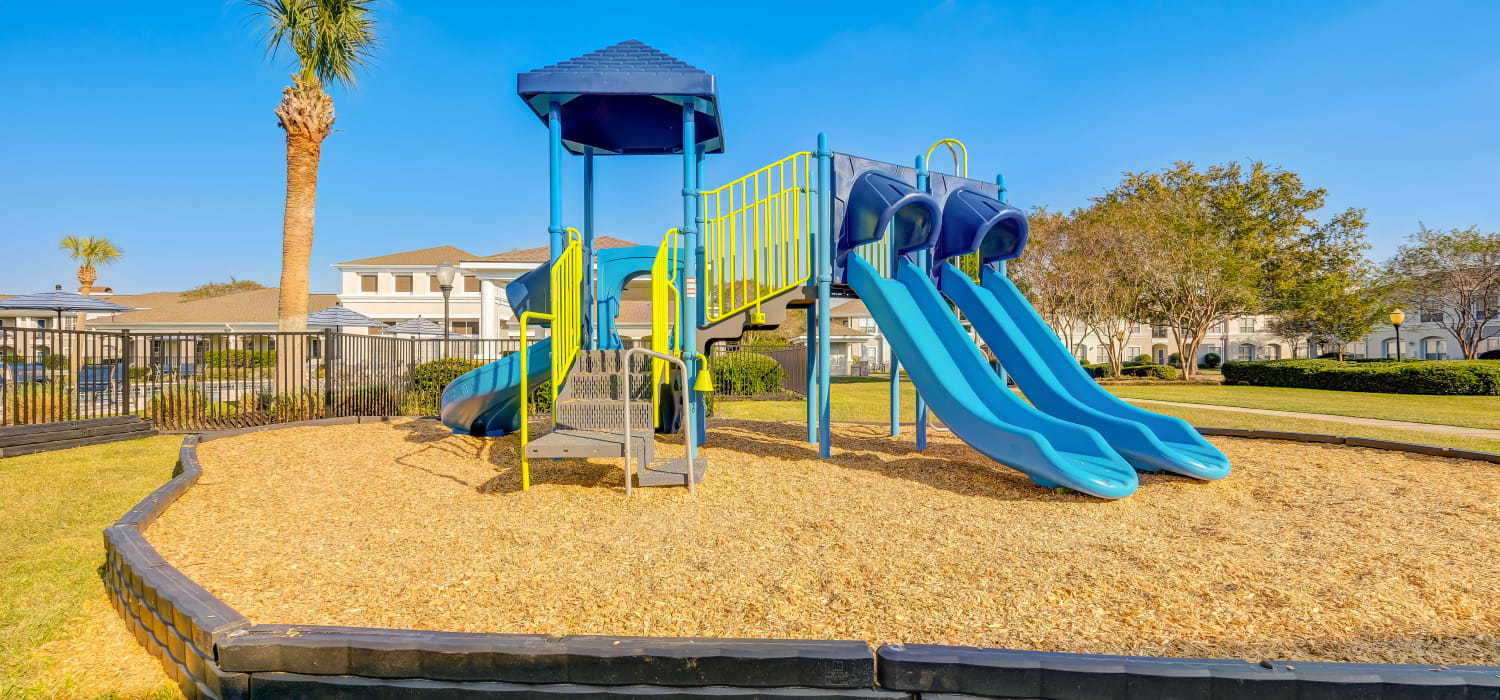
xmin=245 ymin=0 xmax=378 ymax=331
xmin=58 ymin=235 xmax=122 ymax=331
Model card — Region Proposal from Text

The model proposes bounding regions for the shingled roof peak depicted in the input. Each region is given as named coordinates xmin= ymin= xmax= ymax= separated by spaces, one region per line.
xmin=527 ymin=39 xmax=707 ymax=77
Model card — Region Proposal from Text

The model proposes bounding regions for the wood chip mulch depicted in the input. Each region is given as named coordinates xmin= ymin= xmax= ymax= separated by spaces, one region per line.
xmin=146 ymin=418 xmax=1500 ymax=664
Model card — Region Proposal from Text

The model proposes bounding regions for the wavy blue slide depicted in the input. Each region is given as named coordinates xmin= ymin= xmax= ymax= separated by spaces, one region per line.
xmin=441 ymin=245 xmax=662 ymax=437
xmin=847 ymin=255 xmax=1138 ymax=498
xmin=941 ymin=262 xmax=1231 ymax=479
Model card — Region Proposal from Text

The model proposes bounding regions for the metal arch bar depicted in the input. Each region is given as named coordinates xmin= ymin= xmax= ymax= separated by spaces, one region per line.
xmin=924 ymin=138 xmax=968 ymax=178
xmin=622 ymin=347 xmax=694 ymax=497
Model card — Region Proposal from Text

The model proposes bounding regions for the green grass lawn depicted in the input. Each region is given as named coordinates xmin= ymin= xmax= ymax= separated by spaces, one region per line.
xmin=1 ymin=435 xmax=180 ymax=699
xmin=1103 ymin=383 xmax=1500 ymax=430
xmin=713 ymin=377 xmax=1500 ymax=454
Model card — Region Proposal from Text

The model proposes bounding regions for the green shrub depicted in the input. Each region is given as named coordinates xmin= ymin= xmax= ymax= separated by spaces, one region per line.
xmin=1121 ymin=364 xmax=1180 ymax=380
xmin=270 ymin=391 xmax=325 ymax=422
xmin=1481 ymin=349 xmax=1500 ymax=360
xmin=1 ymin=354 xmax=23 ymax=364
xmin=204 ymin=350 xmax=276 ymax=369
xmin=710 ymin=352 xmax=787 ymax=396
xmin=1202 ymin=352 xmax=1221 ymax=369
xmin=148 ymin=383 xmax=208 ymax=426
xmin=410 ymin=358 xmax=484 ymax=415
xmin=529 ymin=380 xmax=553 ymax=414
xmin=1167 ymin=352 xmax=1182 ymax=367
xmin=42 ymin=354 xmax=68 ymax=370
xmin=128 ymin=366 xmax=151 ymax=380
xmin=5 ymin=385 xmax=71 ymax=425
xmin=332 ymin=385 xmax=404 ymax=416
xmin=1222 ymin=359 xmax=1500 ymax=395
xmin=1134 ymin=354 xmax=1152 ymax=364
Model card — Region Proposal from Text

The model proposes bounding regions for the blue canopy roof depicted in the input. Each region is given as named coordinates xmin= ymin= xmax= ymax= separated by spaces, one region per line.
xmin=516 ymin=40 xmax=724 ymax=156
xmin=0 ymin=287 xmax=134 ymax=314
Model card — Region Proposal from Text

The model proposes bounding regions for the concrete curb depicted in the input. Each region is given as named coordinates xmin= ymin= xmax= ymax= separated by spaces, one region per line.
xmin=104 ymin=418 xmax=1500 ymax=699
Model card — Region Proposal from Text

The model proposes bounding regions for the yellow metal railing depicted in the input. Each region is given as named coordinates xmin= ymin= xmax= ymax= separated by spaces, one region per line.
xmin=926 ymin=138 xmax=968 ymax=177
xmin=649 ymin=228 xmax=683 ymax=425
xmin=853 ymin=224 xmax=893 ymax=277
xmin=703 ymin=152 xmax=814 ymax=323
xmin=518 ymin=228 xmax=582 ymax=491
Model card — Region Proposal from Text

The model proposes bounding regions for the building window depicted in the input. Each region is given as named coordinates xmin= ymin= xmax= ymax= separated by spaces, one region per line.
xmin=1238 ymin=318 xmax=1256 ymax=333
xmin=1074 ymin=344 xmax=1087 ymax=360
xmin=1201 ymin=344 xmax=1217 ymax=358
xmin=395 ymin=275 xmax=413 ymax=293
xmin=1420 ymin=307 xmax=1443 ymax=323
xmin=1344 ymin=342 xmax=1365 ymax=359
xmin=451 ymin=321 xmax=478 ymax=336
xmin=360 ymin=274 xmax=377 ymax=293
xmin=1095 ymin=346 xmax=1109 ymax=364
xmin=1129 ymin=323 xmax=1141 ymax=334
xmin=1151 ymin=325 xmax=1168 ymax=338
xmin=1237 ymin=343 xmax=1257 ymax=361
xmin=1214 ymin=321 xmax=1227 ymax=334
xmin=464 ymin=276 xmax=480 ymax=293
xmin=1421 ymin=337 xmax=1447 ymax=360
xmin=1384 ymin=338 xmax=1400 ymax=358
xmin=1127 ymin=345 xmax=1141 ymax=359
xmin=430 ymin=276 xmax=441 ymax=293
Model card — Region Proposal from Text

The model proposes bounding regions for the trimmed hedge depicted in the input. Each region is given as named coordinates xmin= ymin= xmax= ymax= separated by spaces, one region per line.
xmin=711 ymin=352 xmax=788 ymax=396
xmin=410 ymin=358 xmax=484 ymax=416
xmin=1481 ymin=349 xmax=1500 ymax=360
xmin=1082 ymin=363 xmax=1179 ymax=380
xmin=1222 ymin=359 xmax=1500 ymax=395
xmin=204 ymin=350 xmax=276 ymax=369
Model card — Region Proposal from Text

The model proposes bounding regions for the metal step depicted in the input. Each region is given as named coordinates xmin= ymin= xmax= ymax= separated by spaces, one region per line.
xmin=634 ymin=458 xmax=708 ymax=487
xmin=525 ymin=429 xmax=653 ymax=464
xmin=554 ymin=398 xmax=654 ymax=433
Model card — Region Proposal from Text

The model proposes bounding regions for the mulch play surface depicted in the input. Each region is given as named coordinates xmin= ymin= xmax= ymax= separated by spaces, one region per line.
xmin=147 ymin=417 xmax=1500 ymax=664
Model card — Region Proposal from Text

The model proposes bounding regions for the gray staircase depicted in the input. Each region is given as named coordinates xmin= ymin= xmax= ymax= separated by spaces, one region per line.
xmin=525 ymin=349 xmax=704 ymax=488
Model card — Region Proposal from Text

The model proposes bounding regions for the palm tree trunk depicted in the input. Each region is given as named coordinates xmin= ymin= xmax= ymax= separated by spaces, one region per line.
xmin=277 ymin=131 xmax=320 ymax=333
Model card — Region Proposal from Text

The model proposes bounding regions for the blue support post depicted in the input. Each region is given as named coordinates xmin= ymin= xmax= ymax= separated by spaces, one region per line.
xmin=693 ymin=145 xmax=707 ymax=444
xmin=994 ymin=172 xmax=1008 ymax=386
xmin=889 ymin=348 xmax=900 ymax=436
xmin=681 ymin=100 xmax=701 ymax=463
xmin=914 ymin=154 xmax=929 ymax=451
xmin=806 ymin=306 xmax=818 ymax=444
xmin=816 ymin=133 xmax=832 ymax=458
xmin=583 ymin=146 xmax=596 ymax=349
xmin=547 ymin=100 xmax=564 ymax=263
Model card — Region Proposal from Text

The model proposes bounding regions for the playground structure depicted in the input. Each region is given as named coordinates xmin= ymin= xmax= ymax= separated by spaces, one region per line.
xmin=440 ymin=40 xmax=1231 ymax=498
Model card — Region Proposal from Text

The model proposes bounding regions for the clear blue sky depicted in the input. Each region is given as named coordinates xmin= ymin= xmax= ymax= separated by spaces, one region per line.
xmin=2 ymin=1 xmax=1496 ymax=294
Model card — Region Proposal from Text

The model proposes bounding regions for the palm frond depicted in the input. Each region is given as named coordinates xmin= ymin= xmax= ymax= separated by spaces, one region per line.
xmin=58 ymin=235 xmax=123 ymax=266
xmin=244 ymin=0 xmax=378 ymax=89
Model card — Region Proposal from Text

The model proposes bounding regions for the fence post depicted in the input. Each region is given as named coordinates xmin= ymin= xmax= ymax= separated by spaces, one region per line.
xmin=120 ymin=330 xmax=132 ymax=418
xmin=323 ymin=328 xmax=334 ymax=418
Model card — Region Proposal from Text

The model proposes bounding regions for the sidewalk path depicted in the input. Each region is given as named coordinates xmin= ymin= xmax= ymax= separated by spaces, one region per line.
xmin=1122 ymin=398 xmax=1500 ymax=440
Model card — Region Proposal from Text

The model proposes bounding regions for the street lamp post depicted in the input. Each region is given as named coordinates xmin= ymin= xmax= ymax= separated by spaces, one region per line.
xmin=436 ymin=261 xmax=457 ymax=358
xmin=1389 ymin=309 xmax=1405 ymax=361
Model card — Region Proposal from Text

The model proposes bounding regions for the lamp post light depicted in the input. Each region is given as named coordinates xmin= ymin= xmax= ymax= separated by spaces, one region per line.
xmin=1389 ymin=309 xmax=1405 ymax=361
xmin=435 ymin=261 xmax=457 ymax=358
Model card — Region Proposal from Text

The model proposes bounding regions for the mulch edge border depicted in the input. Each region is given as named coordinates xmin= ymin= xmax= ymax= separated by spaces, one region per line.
xmin=103 ymin=417 xmax=1500 ymax=699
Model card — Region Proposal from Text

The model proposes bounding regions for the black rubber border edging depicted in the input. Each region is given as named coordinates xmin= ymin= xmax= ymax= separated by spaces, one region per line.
xmin=104 ymin=417 xmax=1500 ymax=699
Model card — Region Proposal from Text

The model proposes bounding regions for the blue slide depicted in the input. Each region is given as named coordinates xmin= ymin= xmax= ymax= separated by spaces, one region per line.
xmin=847 ymin=255 xmax=1138 ymax=498
xmin=941 ymin=262 xmax=1231 ymax=480
xmin=440 ymin=245 xmax=661 ymax=436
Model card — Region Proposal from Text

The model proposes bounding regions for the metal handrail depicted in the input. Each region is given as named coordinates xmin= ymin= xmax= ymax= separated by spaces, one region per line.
xmin=517 ymin=309 xmax=552 ymax=491
xmin=621 ymin=347 xmax=694 ymax=497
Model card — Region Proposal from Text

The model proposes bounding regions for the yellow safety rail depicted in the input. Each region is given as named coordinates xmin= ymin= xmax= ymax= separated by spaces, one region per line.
xmin=853 ymin=223 xmax=894 ymax=277
xmin=518 ymin=228 xmax=582 ymax=491
xmin=702 ymin=152 xmax=814 ymax=323
xmin=649 ymin=228 xmax=683 ymax=426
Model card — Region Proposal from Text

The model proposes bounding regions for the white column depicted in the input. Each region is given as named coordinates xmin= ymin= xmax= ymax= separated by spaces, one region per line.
xmin=479 ymin=279 xmax=498 ymax=340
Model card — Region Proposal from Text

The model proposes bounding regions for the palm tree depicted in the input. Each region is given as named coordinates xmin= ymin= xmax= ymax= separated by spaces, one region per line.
xmin=245 ymin=0 xmax=378 ymax=331
xmin=58 ymin=235 xmax=122 ymax=331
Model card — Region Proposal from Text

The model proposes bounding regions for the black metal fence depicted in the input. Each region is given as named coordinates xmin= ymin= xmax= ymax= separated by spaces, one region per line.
xmin=0 ymin=328 xmax=522 ymax=431
xmin=713 ymin=343 xmax=808 ymax=396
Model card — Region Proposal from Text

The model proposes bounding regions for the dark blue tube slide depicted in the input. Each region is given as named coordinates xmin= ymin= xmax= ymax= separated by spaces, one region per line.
xmin=944 ymin=262 xmax=1230 ymax=479
xmin=848 ymin=255 xmax=1137 ymax=498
